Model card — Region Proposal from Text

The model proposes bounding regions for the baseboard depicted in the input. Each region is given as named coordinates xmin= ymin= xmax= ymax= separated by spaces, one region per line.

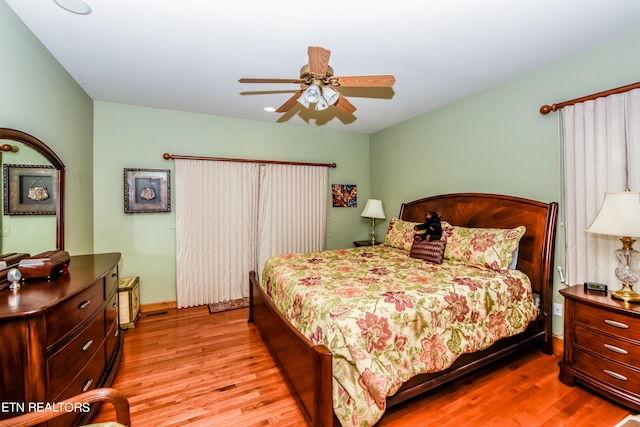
xmin=140 ymin=300 xmax=177 ymax=314
xmin=552 ymin=335 xmax=563 ymax=358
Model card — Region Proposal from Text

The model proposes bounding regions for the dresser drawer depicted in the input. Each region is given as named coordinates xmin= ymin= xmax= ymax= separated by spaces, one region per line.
xmin=574 ymin=348 xmax=640 ymax=396
xmin=45 ymin=280 xmax=104 ymax=348
xmin=105 ymin=320 xmax=120 ymax=364
xmin=105 ymin=292 xmax=120 ymax=362
xmin=575 ymin=324 xmax=640 ymax=368
xmin=575 ymin=302 xmax=640 ymax=343
xmin=105 ymin=291 xmax=118 ymax=331
xmin=47 ymin=311 xmax=105 ymax=400
xmin=105 ymin=266 xmax=119 ymax=299
xmin=53 ymin=340 xmax=106 ymax=401
xmin=48 ymin=341 xmax=107 ymax=427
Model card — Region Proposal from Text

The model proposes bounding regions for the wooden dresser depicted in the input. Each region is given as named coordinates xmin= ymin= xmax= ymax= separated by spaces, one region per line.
xmin=559 ymin=285 xmax=640 ymax=411
xmin=0 ymin=253 xmax=122 ymax=426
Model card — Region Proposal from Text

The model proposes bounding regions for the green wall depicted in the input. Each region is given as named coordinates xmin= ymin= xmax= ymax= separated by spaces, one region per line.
xmin=371 ymin=30 xmax=640 ymax=209
xmin=93 ymin=102 xmax=370 ymax=304
xmin=370 ymin=30 xmax=640 ymax=336
xmin=0 ymin=2 xmax=94 ymax=255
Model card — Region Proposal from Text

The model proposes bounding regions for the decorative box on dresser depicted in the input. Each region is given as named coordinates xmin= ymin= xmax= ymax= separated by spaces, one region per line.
xmin=0 ymin=253 xmax=122 ymax=426
xmin=559 ymin=285 xmax=640 ymax=411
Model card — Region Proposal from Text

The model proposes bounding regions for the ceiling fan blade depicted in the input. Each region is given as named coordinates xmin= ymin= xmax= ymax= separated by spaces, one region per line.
xmin=240 ymin=89 xmax=301 ymax=96
xmin=334 ymin=95 xmax=357 ymax=114
xmin=239 ymin=78 xmax=306 ymax=84
xmin=332 ymin=75 xmax=396 ymax=87
xmin=275 ymin=91 xmax=303 ymax=113
xmin=308 ymin=46 xmax=331 ymax=77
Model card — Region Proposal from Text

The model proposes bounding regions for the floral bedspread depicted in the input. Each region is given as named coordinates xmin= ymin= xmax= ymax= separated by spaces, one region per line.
xmin=261 ymin=245 xmax=538 ymax=427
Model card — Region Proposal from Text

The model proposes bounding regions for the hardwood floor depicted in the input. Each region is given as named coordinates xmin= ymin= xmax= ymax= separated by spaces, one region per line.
xmin=93 ymin=306 xmax=632 ymax=427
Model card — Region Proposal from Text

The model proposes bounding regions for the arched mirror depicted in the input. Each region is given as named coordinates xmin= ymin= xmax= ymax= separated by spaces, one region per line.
xmin=0 ymin=128 xmax=64 ymax=257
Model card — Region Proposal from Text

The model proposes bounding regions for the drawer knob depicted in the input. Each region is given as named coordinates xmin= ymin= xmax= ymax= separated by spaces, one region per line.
xmin=604 ymin=343 xmax=629 ymax=355
xmin=82 ymin=339 xmax=93 ymax=351
xmin=603 ymin=369 xmax=628 ymax=381
xmin=82 ymin=379 xmax=93 ymax=392
xmin=604 ymin=319 xmax=629 ymax=329
xmin=78 ymin=300 xmax=91 ymax=309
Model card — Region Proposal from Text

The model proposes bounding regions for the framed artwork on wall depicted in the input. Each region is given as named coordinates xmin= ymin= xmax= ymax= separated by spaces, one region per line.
xmin=3 ymin=164 xmax=58 ymax=215
xmin=124 ymin=168 xmax=171 ymax=213
xmin=332 ymin=184 xmax=357 ymax=207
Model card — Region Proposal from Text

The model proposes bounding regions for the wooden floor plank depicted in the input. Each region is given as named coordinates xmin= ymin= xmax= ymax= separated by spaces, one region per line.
xmin=93 ymin=306 xmax=631 ymax=426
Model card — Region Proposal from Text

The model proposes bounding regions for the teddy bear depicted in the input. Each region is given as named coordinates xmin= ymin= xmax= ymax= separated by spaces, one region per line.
xmin=413 ymin=211 xmax=442 ymax=242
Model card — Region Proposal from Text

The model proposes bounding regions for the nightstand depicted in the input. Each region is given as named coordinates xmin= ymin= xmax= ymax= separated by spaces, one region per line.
xmin=559 ymin=285 xmax=640 ymax=411
xmin=353 ymin=240 xmax=383 ymax=247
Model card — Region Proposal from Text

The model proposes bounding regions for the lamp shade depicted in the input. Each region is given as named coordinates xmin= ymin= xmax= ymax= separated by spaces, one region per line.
xmin=303 ymin=84 xmax=321 ymax=103
xmin=361 ymin=199 xmax=385 ymax=219
xmin=297 ymin=95 xmax=310 ymax=108
xmin=315 ymin=96 xmax=329 ymax=111
xmin=322 ymin=86 xmax=339 ymax=105
xmin=586 ymin=192 xmax=640 ymax=237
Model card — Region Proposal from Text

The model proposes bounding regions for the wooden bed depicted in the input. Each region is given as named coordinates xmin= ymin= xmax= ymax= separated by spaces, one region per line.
xmin=248 ymin=192 xmax=558 ymax=426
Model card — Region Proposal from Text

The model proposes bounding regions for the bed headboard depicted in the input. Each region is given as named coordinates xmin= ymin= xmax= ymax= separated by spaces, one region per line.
xmin=400 ymin=193 xmax=558 ymax=343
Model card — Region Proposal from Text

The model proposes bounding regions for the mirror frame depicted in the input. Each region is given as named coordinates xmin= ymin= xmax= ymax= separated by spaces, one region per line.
xmin=0 ymin=128 xmax=65 ymax=250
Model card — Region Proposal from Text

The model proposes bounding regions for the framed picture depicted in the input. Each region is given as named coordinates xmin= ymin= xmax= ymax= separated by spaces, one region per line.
xmin=3 ymin=164 xmax=59 ymax=215
xmin=124 ymin=168 xmax=171 ymax=213
xmin=332 ymin=184 xmax=357 ymax=207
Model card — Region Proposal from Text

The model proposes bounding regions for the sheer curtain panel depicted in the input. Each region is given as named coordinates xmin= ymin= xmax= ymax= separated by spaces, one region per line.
xmin=562 ymin=89 xmax=640 ymax=289
xmin=257 ymin=164 xmax=328 ymax=277
xmin=175 ymin=160 xmax=259 ymax=308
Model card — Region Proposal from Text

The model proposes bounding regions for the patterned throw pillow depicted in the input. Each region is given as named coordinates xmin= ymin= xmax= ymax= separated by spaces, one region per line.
xmin=409 ymin=238 xmax=447 ymax=264
xmin=441 ymin=222 xmax=526 ymax=272
xmin=384 ymin=218 xmax=420 ymax=252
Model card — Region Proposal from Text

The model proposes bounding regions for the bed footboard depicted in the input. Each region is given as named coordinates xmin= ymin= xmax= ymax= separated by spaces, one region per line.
xmin=248 ymin=271 xmax=333 ymax=427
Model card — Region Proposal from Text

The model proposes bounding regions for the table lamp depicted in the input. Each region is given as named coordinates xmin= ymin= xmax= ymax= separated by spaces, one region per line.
xmin=361 ymin=199 xmax=385 ymax=245
xmin=586 ymin=191 xmax=640 ymax=302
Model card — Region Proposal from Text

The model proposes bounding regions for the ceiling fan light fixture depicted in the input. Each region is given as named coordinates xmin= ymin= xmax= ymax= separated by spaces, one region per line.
xmin=297 ymin=95 xmax=311 ymax=108
xmin=322 ymin=86 xmax=339 ymax=105
xmin=315 ymin=96 xmax=329 ymax=111
xmin=238 ymin=46 xmax=395 ymax=115
xmin=303 ymin=84 xmax=321 ymax=103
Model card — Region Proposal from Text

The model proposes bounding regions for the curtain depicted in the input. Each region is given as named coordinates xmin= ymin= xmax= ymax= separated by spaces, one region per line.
xmin=175 ymin=160 xmax=259 ymax=308
xmin=174 ymin=160 xmax=328 ymax=308
xmin=257 ymin=164 xmax=328 ymax=277
xmin=562 ymin=88 xmax=640 ymax=289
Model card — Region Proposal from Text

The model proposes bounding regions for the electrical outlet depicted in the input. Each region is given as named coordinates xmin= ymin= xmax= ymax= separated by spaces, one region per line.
xmin=553 ymin=302 xmax=563 ymax=316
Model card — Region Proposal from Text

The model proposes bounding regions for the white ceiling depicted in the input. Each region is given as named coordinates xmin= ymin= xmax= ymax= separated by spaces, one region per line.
xmin=5 ymin=0 xmax=640 ymax=134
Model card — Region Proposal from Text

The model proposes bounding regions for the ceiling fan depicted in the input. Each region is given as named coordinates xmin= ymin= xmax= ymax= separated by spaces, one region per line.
xmin=238 ymin=46 xmax=395 ymax=114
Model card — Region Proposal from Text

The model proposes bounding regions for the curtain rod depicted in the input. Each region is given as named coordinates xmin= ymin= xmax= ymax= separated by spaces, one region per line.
xmin=163 ymin=153 xmax=336 ymax=168
xmin=540 ymin=81 xmax=640 ymax=115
